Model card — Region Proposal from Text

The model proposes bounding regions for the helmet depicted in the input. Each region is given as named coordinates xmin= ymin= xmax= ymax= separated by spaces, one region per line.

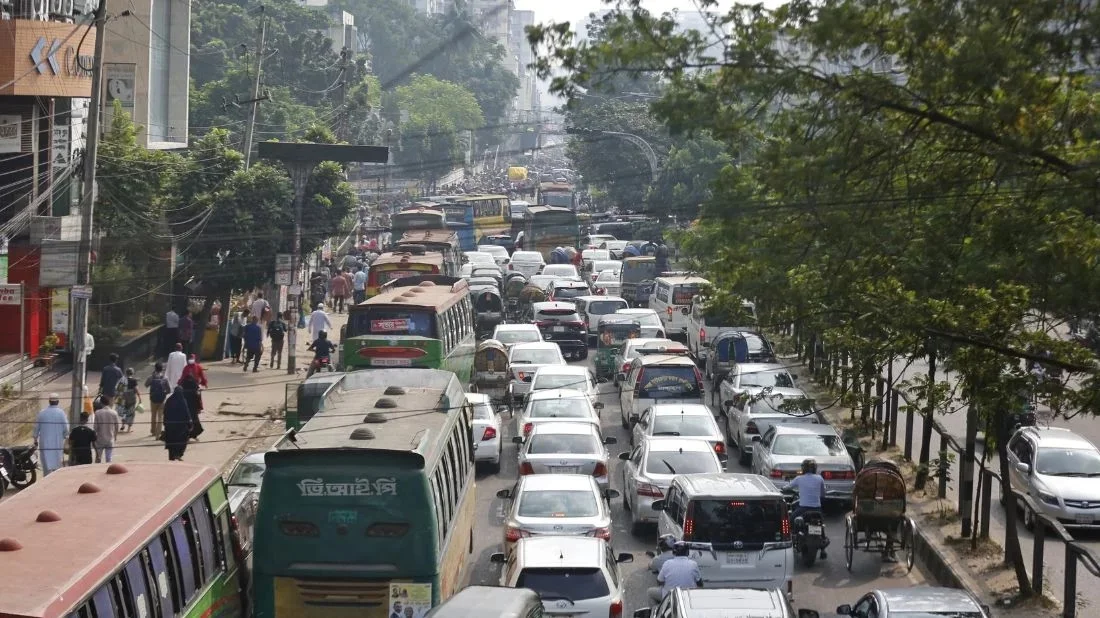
xmin=657 ymin=534 xmax=676 ymax=552
xmin=672 ymin=542 xmax=690 ymax=557
xmin=802 ymin=458 xmax=817 ymax=474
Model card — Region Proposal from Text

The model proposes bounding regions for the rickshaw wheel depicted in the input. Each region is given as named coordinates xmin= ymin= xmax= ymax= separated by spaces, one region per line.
xmin=844 ymin=514 xmax=855 ymax=572
xmin=903 ymin=518 xmax=916 ymax=572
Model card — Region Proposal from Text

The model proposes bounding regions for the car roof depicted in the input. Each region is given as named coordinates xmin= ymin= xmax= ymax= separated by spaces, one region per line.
xmin=649 ymin=403 xmax=713 ymax=416
xmin=736 ymin=363 xmax=790 ymax=373
xmin=528 ymin=388 xmax=590 ymax=402
xmin=519 ymin=473 xmax=601 ymax=492
xmin=1023 ymin=426 xmax=1096 ymax=449
xmin=495 ymin=323 xmax=539 ymax=331
xmin=511 ymin=341 xmax=562 ymax=352
xmin=236 ymin=451 xmax=267 ymax=465
xmin=617 ymin=308 xmax=659 ymax=315
xmin=516 ymin=536 xmax=606 ymax=568
xmin=637 ymin=354 xmax=695 ymax=367
xmin=465 ymin=393 xmax=491 ymax=404
xmin=553 ymin=280 xmax=589 ymax=287
xmin=532 ymin=301 xmax=577 ymax=311
xmin=675 ymin=473 xmax=783 ymax=498
xmin=512 ymin=251 xmax=544 ymax=260
xmin=879 ymin=587 xmax=982 ymax=613
xmin=544 ymin=263 xmax=577 ymax=269
xmin=534 ymin=365 xmax=588 ymax=375
xmin=678 ymin=588 xmax=788 ymax=614
xmin=769 ymin=423 xmax=838 ymax=437
xmin=530 ymin=421 xmax=600 ymax=436
xmin=644 ymin=437 xmax=716 ymax=452
xmin=576 ymin=295 xmax=626 ymax=302
xmin=655 ymin=275 xmax=709 ymax=285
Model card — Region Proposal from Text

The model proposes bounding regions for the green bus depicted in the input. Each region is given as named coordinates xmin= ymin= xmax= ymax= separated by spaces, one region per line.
xmin=254 ymin=369 xmax=476 ymax=618
xmin=0 ymin=462 xmax=245 ymax=618
xmin=524 ymin=205 xmax=580 ymax=262
xmin=340 ymin=276 xmax=475 ymax=380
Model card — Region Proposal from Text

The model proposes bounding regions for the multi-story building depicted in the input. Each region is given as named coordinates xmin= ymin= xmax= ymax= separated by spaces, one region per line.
xmin=408 ymin=0 xmax=445 ymax=16
xmin=297 ymin=0 xmax=359 ymax=54
xmin=470 ymin=0 xmax=511 ymax=45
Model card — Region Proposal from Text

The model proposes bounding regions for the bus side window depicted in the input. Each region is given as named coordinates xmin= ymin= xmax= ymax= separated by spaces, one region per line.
xmin=441 ymin=444 xmax=458 ymax=519
xmin=190 ymin=498 xmax=219 ymax=581
xmin=108 ymin=577 xmax=130 ymax=618
xmin=181 ymin=508 xmax=210 ymax=588
xmin=120 ymin=555 xmax=153 ymax=618
xmin=90 ymin=582 xmax=117 ymax=618
xmin=216 ymin=511 xmax=237 ymax=574
xmin=168 ymin=519 xmax=199 ymax=603
xmin=430 ymin=469 xmax=447 ymax=549
xmin=149 ymin=533 xmax=181 ymax=613
xmin=449 ymin=426 xmax=468 ymax=484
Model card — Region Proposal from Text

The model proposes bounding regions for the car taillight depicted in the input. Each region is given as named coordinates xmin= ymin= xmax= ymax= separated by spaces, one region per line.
xmin=523 ymin=422 xmax=534 ymax=435
xmin=683 ymin=517 xmax=694 ymax=540
xmin=823 ymin=469 xmax=855 ymax=480
xmin=781 ymin=515 xmax=791 ymax=540
xmin=637 ymin=482 xmax=664 ymax=498
xmin=699 ymin=328 xmax=706 ymax=343
xmin=535 ymin=320 xmax=550 ymax=328
xmin=481 ymin=426 xmax=497 ymax=440
xmin=610 ymin=599 xmax=623 ymax=618
xmin=590 ymin=527 xmax=611 ymax=540
xmin=746 ymin=421 xmax=759 ymax=435
xmin=566 ymin=321 xmax=585 ymax=328
xmin=517 ymin=371 xmax=527 ymax=381
xmin=505 ymin=527 xmax=530 ymax=542
xmin=593 ymin=462 xmax=608 ymax=477
xmin=519 ymin=462 xmax=534 ymax=475
xmin=770 ymin=469 xmax=784 ymax=479
xmin=714 ymin=442 xmax=725 ymax=455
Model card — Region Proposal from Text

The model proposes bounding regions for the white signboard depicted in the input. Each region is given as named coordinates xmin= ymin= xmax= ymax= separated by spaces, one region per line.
xmin=52 ymin=125 xmax=70 ymax=174
xmin=0 ymin=115 xmax=22 ymax=154
xmin=275 ymin=253 xmax=293 ymax=286
xmin=72 ymin=284 xmax=92 ymax=299
xmin=39 ymin=240 xmax=80 ymax=288
xmin=0 ymin=284 xmax=23 ymax=306
xmin=104 ymin=63 xmax=136 ymax=107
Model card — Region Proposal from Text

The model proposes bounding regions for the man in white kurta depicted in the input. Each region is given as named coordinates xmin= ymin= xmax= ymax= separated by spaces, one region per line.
xmin=307 ymin=303 xmax=333 ymax=344
xmin=33 ymin=394 xmax=69 ymax=476
xmin=166 ymin=343 xmax=187 ymax=387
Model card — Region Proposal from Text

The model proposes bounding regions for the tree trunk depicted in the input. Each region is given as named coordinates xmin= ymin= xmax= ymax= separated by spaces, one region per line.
xmin=998 ymin=413 xmax=1034 ymax=596
xmin=861 ymin=360 xmax=873 ymax=424
xmin=916 ymin=348 xmax=937 ymax=490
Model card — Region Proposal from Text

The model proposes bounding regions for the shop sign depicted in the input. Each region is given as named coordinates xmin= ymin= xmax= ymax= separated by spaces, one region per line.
xmin=0 ymin=115 xmax=21 ymax=154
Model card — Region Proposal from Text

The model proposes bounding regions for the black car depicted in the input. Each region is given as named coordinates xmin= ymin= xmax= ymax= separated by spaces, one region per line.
xmin=531 ymin=301 xmax=588 ymax=361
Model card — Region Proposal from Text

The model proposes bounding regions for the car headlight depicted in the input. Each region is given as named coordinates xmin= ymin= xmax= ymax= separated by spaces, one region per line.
xmin=1037 ymin=491 xmax=1060 ymax=506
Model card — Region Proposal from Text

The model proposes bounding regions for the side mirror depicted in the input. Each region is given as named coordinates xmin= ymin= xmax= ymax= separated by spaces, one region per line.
xmin=634 ymin=609 xmax=653 ymax=618
xmin=835 ymin=605 xmax=853 ymax=616
xmin=616 ymin=552 xmax=634 ymax=564
xmin=512 ymin=436 xmax=525 ymax=444
xmin=618 ymin=451 xmax=631 ymax=461
xmin=1016 ymin=462 xmax=1031 ymax=475
xmin=604 ymin=488 xmax=620 ymax=499
xmin=496 ymin=488 xmax=512 ymax=499
xmin=594 ymin=402 xmax=604 ymax=410
xmin=651 ymin=500 xmax=666 ymax=511
xmin=797 ymin=611 xmax=820 ymax=618
xmin=490 ymin=552 xmax=506 ymax=564
xmin=603 ymin=436 xmax=618 ymax=445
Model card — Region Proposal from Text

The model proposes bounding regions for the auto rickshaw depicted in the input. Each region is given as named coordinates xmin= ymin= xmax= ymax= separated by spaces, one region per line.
xmin=472 ymin=339 xmax=509 ymax=402
xmin=594 ymin=319 xmax=642 ymax=381
xmin=503 ymin=273 xmax=528 ymax=321
xmin=474 ymin=290 xmax=505 ymax=340
xmin=517 ymin=283 xmax=548 ymax=321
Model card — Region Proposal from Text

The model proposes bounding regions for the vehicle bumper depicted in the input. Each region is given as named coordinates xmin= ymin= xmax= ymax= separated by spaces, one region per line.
xmin=547 ymin=338 xmax=587 ymax=355
xmin=473 ymin=437 xmax=501 ymax=463
xmin=1038 ymin=501 xmax=1100 ymax=527
xmin=634 ymin=494 xmax=661 ymax=522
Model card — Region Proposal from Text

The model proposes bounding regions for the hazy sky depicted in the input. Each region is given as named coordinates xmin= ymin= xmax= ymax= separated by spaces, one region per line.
xmin=512 ymin=0 xmax=780 ymax=30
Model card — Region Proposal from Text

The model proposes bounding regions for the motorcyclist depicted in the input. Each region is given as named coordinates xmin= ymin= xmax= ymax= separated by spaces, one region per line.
xmin=786 ymin=458 xmax=827 ymax=558
xmin=646 ymin=541 xmax=702 ymax=605
xmin=307 ymin=331 xmax=336 ymax=369
xmin=648 ymin=534 xmax=677 ymax=574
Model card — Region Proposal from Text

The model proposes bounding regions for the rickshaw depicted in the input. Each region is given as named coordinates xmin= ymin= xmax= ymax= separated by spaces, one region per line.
xmin=474 ymin=290 xmax=505 ymax=340
xmin=843 ymin=458 xmax=916 ymax=572
xmin=518 ymin=283 xmax=548 ymax=321
xmin=472 ymin=339 xmax=509 ymax=402
xmin=504 ymin=273 xmax=528 ymax=321
xmin=621 ymin=256 xmax=657 ymax=307
xmin=594 ymin=319 xmax=641 ymax=381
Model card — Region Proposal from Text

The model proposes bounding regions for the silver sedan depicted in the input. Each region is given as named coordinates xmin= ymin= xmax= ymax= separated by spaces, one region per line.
xmin=751 ymin=423 xmax=856 ymax=503
xmin=513 ymin=388 xmax=601 ymax=439
xmin=496 ymin=474 xmax=618 ymax=552
xmin=514 ymin=421 xmax=617 ymax=489
xmin=629 ymin=403 xmax=727 ymax=463
xmin=619 ymin=437 xmax=724 ymax=535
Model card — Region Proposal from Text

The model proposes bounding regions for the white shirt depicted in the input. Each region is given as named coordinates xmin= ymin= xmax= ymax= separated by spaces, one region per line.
xmin=657 ymin=556 xmax=701 ymax=597
xmin=789 ymin=472 xmax=826 ymax=508
xmin=307 ymin=309 xmax=332 ymax=340
xmin=84 ymin=332 xmax=95 ymax=358
xmin=251 ymin=298 xmax=270 ymax=319
xmin=165 ymin=350 xmax=187 ymax=386
xmin=165 ymin=310 xmax=179 ymax=328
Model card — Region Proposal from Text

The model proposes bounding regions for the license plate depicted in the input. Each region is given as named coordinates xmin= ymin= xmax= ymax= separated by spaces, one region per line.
xmin=1076 ymin=514 xmax=1094 ymax=524
xmin=724 ymin=552 xmax=749 ymax=565
xmin=552 ymin=466 xmax=580 ymax=474
xmin=371 ymin=357 xmax=412 ymax=367
xmin=553 ymin=326 xmax=566 ymax=332
xmin=807 ymin=525 xmax=823 ymax=535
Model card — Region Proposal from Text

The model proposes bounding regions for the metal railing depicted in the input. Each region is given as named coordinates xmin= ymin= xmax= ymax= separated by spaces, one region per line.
xmin=802 ymin=344 xmax=1100 ymax=617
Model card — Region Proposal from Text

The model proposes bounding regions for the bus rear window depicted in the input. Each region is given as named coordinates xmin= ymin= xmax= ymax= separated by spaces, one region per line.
xmin=348 ymin=310 xmax=437 ymax=338
xmin=691 ymin=499 xmax=787 ymax=549
xmin=672 ymin=285 xmax=702 ymax=305
xmin=374 ymin=267 xmax=435 ymax=285
xmin=516 ymin=568 xmax=609 ymax=601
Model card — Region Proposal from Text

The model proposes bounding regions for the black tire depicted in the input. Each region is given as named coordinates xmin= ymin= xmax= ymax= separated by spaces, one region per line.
xmin=10 ymin=467 xmax=35 ymax=490
xmin=578 ymin=349 xmax=588 ymax=360
xmin=844 ymin=517 xmax=855 ymax=572
xmin=801 ymin=545 xmax=817 ymax=568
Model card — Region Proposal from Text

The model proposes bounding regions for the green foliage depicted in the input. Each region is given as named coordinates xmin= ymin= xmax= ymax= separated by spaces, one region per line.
xmin=388 ymin=74 xmax=485 ymax=182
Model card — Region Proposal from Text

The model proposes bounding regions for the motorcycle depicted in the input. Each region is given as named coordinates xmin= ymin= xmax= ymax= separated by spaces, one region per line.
xmin=0 ymin=445 xmax=37 ymax=490
xmin=782 ymin=487 xmax=829 ymax=567
xmin=306 ymin=356 xmax=334 ymax=378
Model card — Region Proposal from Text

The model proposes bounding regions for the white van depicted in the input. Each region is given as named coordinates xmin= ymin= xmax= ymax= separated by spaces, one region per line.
xmin=651 ymin=275 xmax=709 ymax=342
xmin=686 ymin=297 xmax=759 ymax=366
xmin=653 ymin=473 xmax=794 ymax=595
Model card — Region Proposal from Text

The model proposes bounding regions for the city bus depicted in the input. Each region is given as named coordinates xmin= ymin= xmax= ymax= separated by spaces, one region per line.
xmin=424 ymin=195 xmax=510 ymax=250
xmin=254 ymin=369 xmax=476 ymax=618
xmin=365 ymin=249 xmax=446 ymax=298
xmin=395 ymin=229 xmax=462 ymax=277
xmin=341 ymin=277 xmax=475 ymax=381
xmin=523 ymin=205 xmax=580 ymax=262
xmin=0 ymin=462 xmax=245 ymax=618
xmin=390 ymin=206 xmax=447 ymax=240
xmin=538 ymin=182 xmax=575 ymax=209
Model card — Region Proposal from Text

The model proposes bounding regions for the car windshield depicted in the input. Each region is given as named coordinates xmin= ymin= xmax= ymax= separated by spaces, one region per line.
xmin=511 ymin=349 xmax=562 ymax=365
xmin=622 ymin=312 xmax=661 ymax=327
xmin=1035 ymin=448 xmax=1100 ymax=476
xmin=740 ymin=369 xmax=794 ymax=388
xmin=471 ymin=401 xmax=494 ymax=420
xmin=544 ymin=266 xmax=578 ymax=277
xmin=638 ymin=367 xmax=701 ymax=399
xmin=593 ymin=261 xmax=621 ymax=274
xmin=229 ymin=461 xmax=265 ymax=487
xmin=553 ymin=287 xmax=586 ymax=300
xmin=480 ymin=247 xmax=507 ymax=257
xmin=771 ymin=434 xmax=846 ymax=457
xmin=588 ymin=301 xmax=627 ymax=315
xmin=596 ymin=272 xmax=619 ymax=283
xmin=691 ymin=499 xmax=787 ymax=549
xmin=528 ymin=399 xmax=591 ymax=418
xmin=650 ymin=415 xmax=715 ymax=437
xmin=515 ymin=568 xmax=610 ymax=602
xmin=496 ymin=329 xmax=540 ymax=344
xmin=517 ymin=490 xmax=600 ymax=517
xmin=645 ymin=450 xmax=718 ymax=475
xmin=528 ymin=434 xmax=600 ymax=455
xmin=512 ymin=252 xmax=543 ymax=263
xmin=537 ymin=310 xmax=580 ymax=322
xmin=466 ymin=253 xmax=494 ymax=264
xmin=534 ymin=374 xmax=589 ymax=391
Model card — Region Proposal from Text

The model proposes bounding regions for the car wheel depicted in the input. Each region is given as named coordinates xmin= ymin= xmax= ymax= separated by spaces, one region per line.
xmin=579 ymin=349 xmax=588 ymax=360
xmin=1023 ymin=505 xmax=1035 ymax=531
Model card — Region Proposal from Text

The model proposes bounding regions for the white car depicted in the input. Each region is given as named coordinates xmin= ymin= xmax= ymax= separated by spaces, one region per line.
xmin=630 ymin=403 xmax=726 ymax=462
xmin=588 ymin=260 xmax=622 ymax=285
xmin=581 ymin=249 xmax=611 ymax=271
xmin=492 ymin=324 xmax=543 ymax=349
xmin=592 ymin=270 xmax=623 ymax=297
xmin=509 ymin=250 xmax=546 ymax=278
xmin=723 ymin=386 xmax=815 ymax=465
xmin=468 ymin=393 xmax=503 ymax=472
xmin=542 ymin=264 xmax=579 ymax=279
xmin=465 ymin=250 xmax=498 ymax=271
xmin=507 ymin=342 xmax=567 ymax=408
xmin=497 ymin=474 xmax=616 ymax=549
xmin=619 ymin=437 xmax=724 ymax=534
xmin=514 ymin=388 xmax=601 ymax=438
xmin=619 ymin=354 xmax=704 ymax=429
xmin=478 ymin=244 xmax=511 ymax=266
xmin=514 ymin=421 xmax=617 ymax=489
xmin=612 ymin=308 xmax=666 ymax=339
xmin=529 ymin=365 xmax=601 ymax=403
xmin=718 ymin=363 xmax=799 ymax=412
xmin=490 ymin=537 xmax=633 ymax=618
xmin=752 ymin=424 xmax=856 ymax=502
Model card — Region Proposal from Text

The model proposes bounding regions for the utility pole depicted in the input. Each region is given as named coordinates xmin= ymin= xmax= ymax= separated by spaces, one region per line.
xmin=242 ymin=6 xmax=267 ymax=169
xmin=335 ymin=47 xmax=350 ymax=142
xmin=69 ymin=0 xmax=108 ymax=427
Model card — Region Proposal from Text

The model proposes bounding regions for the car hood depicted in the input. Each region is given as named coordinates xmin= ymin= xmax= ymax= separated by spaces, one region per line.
xmin=1035 ymin=474 xmax=1100 ymax=501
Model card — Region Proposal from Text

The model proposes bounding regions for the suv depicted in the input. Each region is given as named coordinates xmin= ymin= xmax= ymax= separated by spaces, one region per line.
xmin=619 ymin=355 xmax=704 ymax=429
xmin=490 ymin=536 xmax=633 ymax=618
xmin=574 ymin=296 xmax=630 ymax=344
xmin=532 ymin=301 xmax=588 ymax=360
xmin=547 ymin=280 xmax=590 ymax=302
xmin=1006 ymin=426 xmax=1100 ymax=529
xmin=686 ymin=297 xmax=758 ymax=367
xmin=652 ymin=473 xmax=794 ymax=594
xmin=637 ymin=588 xmax=819 ymax=618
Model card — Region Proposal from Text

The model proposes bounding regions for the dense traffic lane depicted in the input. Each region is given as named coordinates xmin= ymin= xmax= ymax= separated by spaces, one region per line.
xmin=468 ymin=353 xmax=925 ymax=616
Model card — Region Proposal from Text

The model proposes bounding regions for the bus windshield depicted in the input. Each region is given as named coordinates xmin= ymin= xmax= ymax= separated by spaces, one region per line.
xmin=348 ymin=309 xmax=437 ymax=338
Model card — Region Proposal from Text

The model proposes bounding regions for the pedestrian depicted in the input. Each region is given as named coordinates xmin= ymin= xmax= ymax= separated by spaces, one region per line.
xmin=353 ymin=267 xmax=367 ymax=304
xmin=117 ymin=367 xmax=140 ymax=432
xmin=164 ymin=306 xmax=179 ymax=357
xmin=99 ymin=353 xmax=123 ymax=401
xmin=243 ymin=315 xmax=264 ymax=372
xmin=33 ymin=393 xmax=68 ymax=476
xmin=166 ymin=343 xmax=186 ymax=387
xmin=67 ymin=411 xmax=97 ymax=466
xmin=267 ymin=311 xmax=288 ymax=368
xmin=145 ymin=362 xmax=170 ymax=438
xmin=163 ymin=386 xmax=192 ymax=461
xmin=227 ymin=311 xmax=244 ymax=363
xmin=179 ymin=354 xmax=207 ymax=439
xmin=92 ymin=396 xmax=121 ymax=463
xmin=330 ymin=269 xmax=350 ymax=313
xmin=307 ymin=302 xmax=333 ymax=343
xmin=82 ymin=330 xmax=95 ymax=387
xmin=250 ymin=291 xmax=271 ymax=328
xmin=178 ymin=310 xmax=194 ymax=355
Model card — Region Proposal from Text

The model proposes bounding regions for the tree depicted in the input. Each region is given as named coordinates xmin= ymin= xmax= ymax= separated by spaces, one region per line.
xmin=646 ymin=133 xmax=731 ymax=221
xmin=388 ymin=74 xmax=484 ymax=185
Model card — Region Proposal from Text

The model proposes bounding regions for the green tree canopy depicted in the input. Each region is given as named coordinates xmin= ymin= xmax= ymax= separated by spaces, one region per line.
xmin=387 ymin=74 xmax=485 ymax=183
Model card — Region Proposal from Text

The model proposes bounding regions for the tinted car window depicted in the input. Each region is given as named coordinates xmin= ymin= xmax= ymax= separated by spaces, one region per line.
xmin=518 ymin=490 xmax=600 ymax=517
xmin=651 ymin=416 xmax=714 ymax=437
xmin=692 ymin=499 xmax=786 ymax=548
xmin=588 ymin=301 xmax=628 ymax=315
xmin=739 ymin=369 xmax=793 ymax=388
xmin=772 ymin=434 xmax=845 ymax=457
xmin=528 ymin=434 xmax=600 ymax=455
xmin=1035 ymin=448 xmax=1100 ymax=475
xmin=534 ymin=374 xmax=589 ymax=391
xmin=516 ymin=568 xmax=610 ymax=601
xmin=637 ymin=367 xmax=701 ymax=399
xmin=528 ymin=400 xmax=591 ymax=418
xmin=512 ymin=349 xmax=562 ymax=364
xmin=471 ymin=401 xmax=494 ymax=420
xmin=553 ymin=287 xmax=586 ymax=300
xmin=228 ymin=461 xmax=265 ymax=486
xmin=644 ymin=451 xmax=719 ymax=475
xmin=536 ymin=309 xmax=581 ymax=322
xmin=496 ymin=330 xmax=541 ymax=344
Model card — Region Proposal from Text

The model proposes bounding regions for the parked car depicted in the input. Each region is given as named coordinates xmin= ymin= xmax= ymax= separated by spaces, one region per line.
xmin=515 ymin=421 xmax=617 ymax=489
xmin=630 ymin=403 xmax=726 ymax=462
xmin=514 ymin=388 xmax=601 ymax=438
xmin=619 ymin=437 xmax=724 ymax=534
xmin=836 ymin=587 xmax=991 ymax=618
xmin=1006 ymin=426 xmax=1100 ymax=529
xmin=752 ymin=424 xmax=856 ymax=503
xmin=497 ymin=473 xmax=617 ymax=549
xmin=468 ymin=392 xmax=503 ymax=473
xmin=532 ymin=301 xmax=588 ymax=360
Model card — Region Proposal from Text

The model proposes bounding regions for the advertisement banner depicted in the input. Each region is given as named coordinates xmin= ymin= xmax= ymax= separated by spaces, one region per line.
xmin=0 ymin=115 xmax=21 ymax=154
xmin=0 ymin=284 xmax=22 ymax=306
xmin=104 ymin=63 xmax=136 ymax=107
xmin=51 ymin=288 xmax=70 ymax=335
xmin=388 ymin=583 xmax=431 ymax=618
